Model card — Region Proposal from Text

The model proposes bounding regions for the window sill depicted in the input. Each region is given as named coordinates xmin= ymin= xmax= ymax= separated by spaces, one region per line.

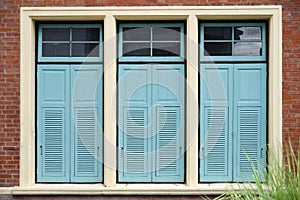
xmin=9 ymin=183 xmax=254 ymax=195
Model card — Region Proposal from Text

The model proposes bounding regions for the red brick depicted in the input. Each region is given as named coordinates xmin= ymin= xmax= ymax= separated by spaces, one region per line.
xmin=0 ymin=0 xmax=299 ymax=188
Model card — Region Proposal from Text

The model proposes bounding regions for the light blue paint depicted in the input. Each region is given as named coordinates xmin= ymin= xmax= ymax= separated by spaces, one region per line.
xmin=118 ymin=64 xmax=185 ymax=182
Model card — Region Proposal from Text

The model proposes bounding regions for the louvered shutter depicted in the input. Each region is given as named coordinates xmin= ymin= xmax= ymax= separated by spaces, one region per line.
xmin=233 ymin=64 xmax=266 ymax=182
xmin=37 ymin=65 xmax=70 ymax=182
xmin=118 ymin=65 xmax=151 ymax=182
xmin=71 ymin=65 xmax=102 ymax=182
xmin=152 ymin=65 xmax=184 ymax=182
xmin=200 ymin=64 xmax=233 ymax=182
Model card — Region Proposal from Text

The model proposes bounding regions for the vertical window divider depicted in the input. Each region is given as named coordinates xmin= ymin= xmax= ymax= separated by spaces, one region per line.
xmin=232 ymin=26 xmax=234 ymax=56
xmin=70 ymin=27 xmax=72 ymax=58
xmin=150 ymin=26 xmax=153 ymax=57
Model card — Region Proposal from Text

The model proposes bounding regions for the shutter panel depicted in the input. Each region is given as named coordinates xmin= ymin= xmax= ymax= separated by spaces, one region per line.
xmin=200 ymin=64 xmax=233 ymax=182
xmin=118 ymin=65 xmax=151 ymax=182
xmin=233 ymin=64 xmax=266 ymax=182
xmin=71 ymin=65 xmax=102 ymax=182
xmin=37 ymin=65 xmax=70 ymax=182
xmin=152 ymin=65 xmax=184 ymax=182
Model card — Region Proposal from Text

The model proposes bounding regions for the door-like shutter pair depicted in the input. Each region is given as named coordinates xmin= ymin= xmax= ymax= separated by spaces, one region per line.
xmin=118 ymin=64 xmax=185 ymax=182
xmin=37 ymin=64 xmax=102 ymax=182
xmin=200 ymin=64 xmax=266 ymax=182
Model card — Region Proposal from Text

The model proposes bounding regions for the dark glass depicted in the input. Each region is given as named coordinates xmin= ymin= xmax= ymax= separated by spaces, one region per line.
xmin=204 ymin=27 xmax=232 ymax=40
xmin=42 ymin=28 xmax=70 ymax=41
xmin=153 ymin=42 xmax=180 ymax=56
xmin=72 ymin=28 xmax=100 ymax=41
xmin=123 ymin=43 xmax=151 ymax=56
xmin=153 ymin=27 xmax=181 ymax=41
xmin=234 ymin=27 xmax=262 ymax=40
xmin=204 ymin=42 xmax=232 ymax=56
xmin=234 ymin=42 xmax=262 ymax=56
xmin=122 ymin=27 xmax=151 ymax=41
xmin=42 ymin=43 xmax=70 ymax=57
xmin=72 ymin=43 xmax=99 ymax=57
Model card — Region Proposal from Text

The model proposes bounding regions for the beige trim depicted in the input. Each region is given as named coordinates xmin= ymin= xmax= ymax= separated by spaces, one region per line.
xmin=186 ymin=14 xmax=199 ymax=187
xmin=19 ymin=6 xmax=282 ymax=194
xmin=103 ymin=14 xmax=117 ymax=187
xmin=11 ymin=183 xmax=258 ymax=195
xmin=20 ymin=11 xmax=36 ymax=187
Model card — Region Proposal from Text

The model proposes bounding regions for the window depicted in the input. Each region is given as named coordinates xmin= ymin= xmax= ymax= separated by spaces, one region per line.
xmin=199 ymin=23 xmax=267 ymax=182
xmin=36 ymin=24 xmax=103 ymax=182
xmin=200 ymin=23 xmax=266 ymax=61
xmin=19 ymin=6 xmax=282 ymax=194
xmin=118 ymin=23 xmax=185 ymax=182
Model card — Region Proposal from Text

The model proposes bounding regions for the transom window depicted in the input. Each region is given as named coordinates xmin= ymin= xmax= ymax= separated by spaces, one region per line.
xmin=200 ymin=23 xmax=266 ymax=61
xmin=118 ymin=23 xmax=185 ymax=62
xmin=38 ymin=24 xmax=103 ymax=62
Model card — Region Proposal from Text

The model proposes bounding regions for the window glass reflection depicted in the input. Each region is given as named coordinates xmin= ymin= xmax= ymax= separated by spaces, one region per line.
xmin=123 ymin=27 xmax=151 ymax=41
xmin=72 ymin=28 xmax=100 ymax=41
xmin=72 ymin=43 xmax=99 ymax=57
xmin=234 ymin=27 xmax=262 ymax=40
xmin=234 ymin=42 xmax=262 ymax=56
xmin=153 ymin=27 xmax=181 ymax=41
xmin=204 ymin=27 xmax=232 ymax=40
xmin=42 ymin=28 xmax=70 ymax=41
xmin=123 ymin=43 xmax=151 ymax=56
xmin=204 ymin=42 xmax=232 ymax=56
xmin=42 ymin=43 xmax=70 ymax=57
xmin=153 ymin=42 xmax=180 ymax=56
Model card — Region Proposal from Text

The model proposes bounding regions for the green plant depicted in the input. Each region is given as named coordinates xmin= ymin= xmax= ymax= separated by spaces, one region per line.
xmin=219 ymin=142 xmax=299 ymax=200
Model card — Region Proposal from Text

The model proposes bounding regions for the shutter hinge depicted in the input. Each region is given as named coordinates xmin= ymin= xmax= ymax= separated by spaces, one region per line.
xmin=180 ymin=146 xmax=182 ymax=155
xmin=202 ymin=147 xmax=205 ymax=157
xmin=260 ymin=147 xmax=264 ymax=158
xmin=121 ymin=147 xmax=124 ymax=157
xmin=97 ymin=146 xmax=100 ymax=158
xmin=40 ymin=145 xmax=42 ymax=155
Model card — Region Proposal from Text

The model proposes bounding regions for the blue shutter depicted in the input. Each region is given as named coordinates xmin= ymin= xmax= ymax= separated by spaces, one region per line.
xmin=152 ymin=64 xmax=184 ymax=182
xmin=118 ymin=65 xmax=152 ymax=182
xmin=200 ymin=64 xmax=233 ymax=182
xmin=37 ymin=65 xmax=70 ymax=182
xmin=70 ymin=65 xmax=103 ymax=182
xmin=233 ymin=64 xmax=266 ymax=182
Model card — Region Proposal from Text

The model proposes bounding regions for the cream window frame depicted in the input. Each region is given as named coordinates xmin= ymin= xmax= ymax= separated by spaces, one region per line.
xmin=16 ymin=6 xmax=282 ymax=195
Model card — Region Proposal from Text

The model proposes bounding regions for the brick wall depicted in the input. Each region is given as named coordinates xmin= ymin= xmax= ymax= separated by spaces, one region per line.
xmin=0 ymin=0 xmax=299 ymax=187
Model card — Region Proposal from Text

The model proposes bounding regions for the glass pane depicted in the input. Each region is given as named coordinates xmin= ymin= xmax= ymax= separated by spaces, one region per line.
xmin=153 ymin=42 xmax=180 ymax=56
xmin=123 ymin=43 xmax=150 ymax=56
xmin=72 ymin=43 xmax=99 ymax=57
xmin=234 ymin=27 xmax=262 ymax=40
xmin=72 ymin=28 xmax=100 ymax=41
xmin=153 ymin=27 xmax=181 ymax=41
xmin=204 ymin=42 xmax=232 ymax=56
xmin=234 ymin=42 xmax=262 ymax=56
xmin=42 ymin=43 xmax=70 ymax=57
xmin=204 ymin=27 xmax=232 ymax=40
xmin=122 ymin=27 xmax=151 ymax=41
xmin=42 ymin=28 xmax=70 ymax=41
